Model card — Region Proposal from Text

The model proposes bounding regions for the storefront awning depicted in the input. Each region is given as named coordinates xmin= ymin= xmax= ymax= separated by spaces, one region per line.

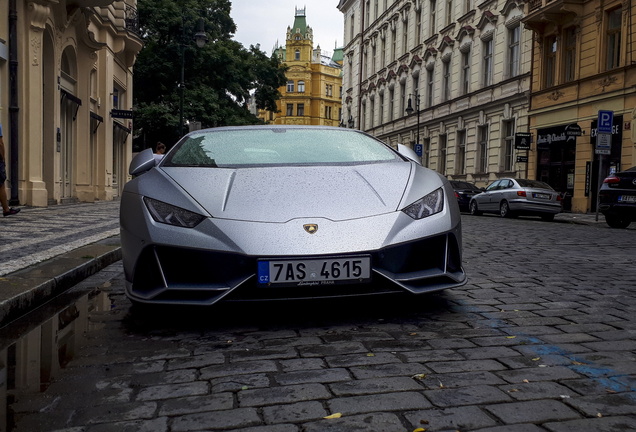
xmin=61 ymin=89 xmax=82 ymax=120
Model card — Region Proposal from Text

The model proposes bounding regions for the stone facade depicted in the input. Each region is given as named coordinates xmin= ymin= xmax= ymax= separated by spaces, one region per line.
xmin=258 ymin=8 xmax=343 ymax=127
xmin=523 ymin=0 xmax=636 ymax=213
xmin=0 ymin=0 xmax=142 ymax=207
xmin=338 ymin=0 xmax=532 ymax=189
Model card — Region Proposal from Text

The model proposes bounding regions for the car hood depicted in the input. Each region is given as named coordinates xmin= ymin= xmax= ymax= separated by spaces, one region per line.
xmin=161 ymin=163 xmax=412 ymax=223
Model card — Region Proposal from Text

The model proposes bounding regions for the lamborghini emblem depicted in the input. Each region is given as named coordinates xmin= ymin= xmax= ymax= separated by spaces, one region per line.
xmin=303 ymin=224 xmax=318 ymax=234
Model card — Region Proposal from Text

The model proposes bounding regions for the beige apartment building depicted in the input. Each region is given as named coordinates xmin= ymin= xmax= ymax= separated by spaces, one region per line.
xmin=258 ymin=8 xmax=344 ymax=126
xmin=0 ymin=0 xmax=142 ymax=207
xmin=523 ymin=0 xmax=636 ymax=213
xmin=338 ymin=0 xmax=532 ymax=192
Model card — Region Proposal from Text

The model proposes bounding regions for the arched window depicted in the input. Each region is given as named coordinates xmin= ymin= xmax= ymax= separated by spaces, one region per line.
xmin=295 ymin=50 xmax=301 ymax=60
xmin=298 ymin=81 xmax=305 ymax=92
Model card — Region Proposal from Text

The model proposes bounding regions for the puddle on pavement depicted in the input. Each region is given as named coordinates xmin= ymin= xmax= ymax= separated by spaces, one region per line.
xmin=0 ymin=288 xmax=114 ymax=431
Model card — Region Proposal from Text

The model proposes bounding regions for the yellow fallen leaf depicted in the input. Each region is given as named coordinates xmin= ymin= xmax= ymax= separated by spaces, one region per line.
xmin=522 ymin=379 xmax=530 ymax=383
xmin=506 ymin=336 xmax=516 ymax=339
xmin=532 ymin=357 xmax=541 ymax=361
xmin=597 ymin=413 xmax=603 ymax=418
xmin=507 ymin=388 xmax=519 ymax=392
xmin=410 ymin=332 xmax=418 ymax=336
xmin=413 ymin=428 xmax=427 ymax=432
xmin=366 ymin=353 xmax=375 ymax=357
xmin=412 ymin=373 xmax=427 ymax=380
xmin=324 ymin=413 xmax=342 ymax=419
xmin=571 ymin=361 xmax=585 ymax=365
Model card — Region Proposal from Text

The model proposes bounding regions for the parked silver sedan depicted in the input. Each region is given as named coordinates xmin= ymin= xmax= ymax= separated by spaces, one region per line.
xmin=469 ymin=178 xmax=562 ymax=221
xmin=120 ymin=126 xmax=466 ymax=307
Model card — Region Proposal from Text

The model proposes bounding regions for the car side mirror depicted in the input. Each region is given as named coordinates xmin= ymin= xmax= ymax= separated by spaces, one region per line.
xmin=397 ymin=144 xmax=421 ymax=164
xmin=129 ymin=148 xmax=156 ymax=176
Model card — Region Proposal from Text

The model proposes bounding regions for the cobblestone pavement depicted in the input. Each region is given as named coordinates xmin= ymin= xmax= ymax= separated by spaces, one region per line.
xmin=0 ymin=201 xmax=119 ymax=277
xmin=7 ymin=213 xmax=636 ymax=432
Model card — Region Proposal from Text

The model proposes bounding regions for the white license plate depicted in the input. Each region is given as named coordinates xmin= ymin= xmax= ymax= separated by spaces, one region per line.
xmin=258 ymin=256 xmax=371 ymax=286
xmin=619 ymin=195 xmax=636 ymax=203
xmin=533 ymin=193 xmax=550 ymax=200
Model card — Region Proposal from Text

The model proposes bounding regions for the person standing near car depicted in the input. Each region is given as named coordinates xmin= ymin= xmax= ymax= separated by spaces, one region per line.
xmin=0 ymin=123 xmax=20 ymax=217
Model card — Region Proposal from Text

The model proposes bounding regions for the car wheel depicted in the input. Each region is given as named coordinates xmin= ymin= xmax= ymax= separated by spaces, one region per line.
xmin=469 ymin=201 xmax=482 ymax=216
xmin=500 ymin=201 xmax=514 ymax=218
xmin=540 ymin=214 xmax=555 ymax=222
xmin=605 ymin=214 xmax=631 ymax=228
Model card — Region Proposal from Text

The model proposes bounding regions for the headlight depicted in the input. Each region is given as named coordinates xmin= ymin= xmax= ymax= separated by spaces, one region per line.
xmin=143 ymin=197 xmax=206 ymax=228
xmin=402 ymin=188 xmax=444 ymax=220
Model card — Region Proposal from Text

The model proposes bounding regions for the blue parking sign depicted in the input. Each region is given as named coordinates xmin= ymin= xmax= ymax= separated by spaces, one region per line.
xmin=414 ymin=144 xmax=422 ymax=156
xmin=597 ymin=110 xmax=614 ymax=134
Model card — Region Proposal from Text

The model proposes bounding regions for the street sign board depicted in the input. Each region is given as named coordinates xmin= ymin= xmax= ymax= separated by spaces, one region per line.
xmin=596 ymin=132 xmax=611 ymax=149
xmin=595 ymin=148 xmax=611 ymax=155
xmin=414 ymin=144 xmax=423 ymax=156
xmin=516 ymin=155 xmax=528 ymax=163
xmin=597 ymin=110 xmax=614 ymax=134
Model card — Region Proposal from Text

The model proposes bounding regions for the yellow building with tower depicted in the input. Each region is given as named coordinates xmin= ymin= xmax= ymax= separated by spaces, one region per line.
xmin=259 ymin=8 xmax=343 ymax=126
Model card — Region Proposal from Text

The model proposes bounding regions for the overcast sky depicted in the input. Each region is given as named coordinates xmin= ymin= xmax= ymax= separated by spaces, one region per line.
xmin=230 ymin=1 xmax=345 ymax=56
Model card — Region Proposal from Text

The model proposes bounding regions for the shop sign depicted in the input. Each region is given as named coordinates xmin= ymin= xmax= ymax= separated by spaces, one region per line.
xmin=516 ymin=155 xmax=528 ymax=163
xmin=111 ymin=109 xmax=134 ymax=119
xmin=536 ymin=125 xmax=577 ymax=148
xmin=515 ymin=132 xmax=531 ymax=150
xmin=565 ymin=124 xmax=582 ymax=136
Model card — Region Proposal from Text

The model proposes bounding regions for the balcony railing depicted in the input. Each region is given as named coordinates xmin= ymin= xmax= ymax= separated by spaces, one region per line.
xmin=126 ymin=4 xmax=140 ymax=35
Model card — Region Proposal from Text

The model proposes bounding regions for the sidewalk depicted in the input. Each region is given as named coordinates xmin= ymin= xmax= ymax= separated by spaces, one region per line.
xmin=0 ymin=200 xmax=121 ymax=325
xmin=0 ymin=200 xmax=612 ymax=326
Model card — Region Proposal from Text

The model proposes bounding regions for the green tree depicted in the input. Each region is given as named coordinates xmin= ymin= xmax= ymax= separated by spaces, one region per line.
xmin=133 ymin=0 xmax=287 ymax=149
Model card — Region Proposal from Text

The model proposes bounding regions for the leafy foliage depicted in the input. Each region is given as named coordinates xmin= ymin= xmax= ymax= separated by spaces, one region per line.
xmin=133 ymin=0 xmax=287 ymax=149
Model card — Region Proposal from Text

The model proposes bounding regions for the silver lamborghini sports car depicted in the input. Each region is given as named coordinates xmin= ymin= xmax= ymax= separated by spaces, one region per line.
xmin=120 ymin=126 xmax=466 ymax=306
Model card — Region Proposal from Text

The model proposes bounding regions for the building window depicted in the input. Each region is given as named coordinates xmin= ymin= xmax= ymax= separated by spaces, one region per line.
xmin=287 ymin=80 xmax=294 ymax=92
xmin=446 ymin=0 xmax=453 ymax=26
xmin=443 ymin=58 xmax=451 ymax=101
xmin=462 ymin=50 xmax=471 ymax=94
xmin=482 ymin=38 xmax=493 ymax=87
xmin=430 ymin=0 xmax=436 ymax=37
xmin=544 ymin=36 xmax=557 ymax=87
xmin=297 ymin=103 xmax=304 ymax=116
xmin=391 ymin=27 xmax=397 ymax=58
xmin=379 ymin=93 xmax=384 ymax=124
xmin=416 ymin=10 xmax=422 ymax=45
xmin=370 ymin=99 xmax=375 ymax=128
xmin=564 ymin=27 xmax=576 ymax=82
xmin=403 ymin=17 xmax=408 ymax=54
xmin=606 ymin=8 xmax=621 ymax=70
xmin=477 ymin=125 xmax=488 ymax=173
xmin=439 ymin=134 xmax=447 ymax=175
xmin=464 ymin=0 xmax=473 ymax=14
xmin=326 ymin=106 xmax=332 ymax=119
xmin=457 ymin=130 xmax=466 ymax=174
xmin=400 ymin=82 xmax=406 ymax=117
xmin=422 ymin=137 xmax=430 ymax=167
xmin=389 ymin=88 xmax=395 ymax=121
xmin=374 ymin=0 xmax=379 ymax=20
xmin=365 ymin=0 xmax=370 ymax=27
xmin=350 ymin=13 xmax=355 ymax=40
xmin=381 ymin=36 xmax=386 ymax=67
xmin=427 ymin=67 xmax=434 ymax=107
xmin=286 ymin=104 xmax=293 ymax=116
xmin=508 ymin=25 xmax=520 ymax=78
xmin=298 ymin=81 xmax=305 ymax=92
xmin=326 ymin=84 xmax=334 ymax=97
xmin=295 ymin=50 xmax=300 ymax=60
xmin=503 ymin=120 xmax=515 ymax=172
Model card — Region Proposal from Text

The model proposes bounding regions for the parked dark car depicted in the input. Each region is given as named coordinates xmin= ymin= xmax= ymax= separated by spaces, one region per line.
xmin=598 ymin=166 xmax=636 ymax=228
xmin=469 ymin=178 xmax=562 ymax=221
xmin=450 ymin=180 xmax=483 ymax=212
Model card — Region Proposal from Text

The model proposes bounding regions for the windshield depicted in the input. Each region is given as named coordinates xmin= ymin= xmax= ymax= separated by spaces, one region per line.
xmin=163 ymin=128 xmax=400 ymax=168
xmin=516 ymin=179 xmax=554 ymax=190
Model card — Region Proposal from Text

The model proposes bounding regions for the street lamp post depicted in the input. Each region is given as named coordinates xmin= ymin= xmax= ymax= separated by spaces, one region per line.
xmin=405 ymin=91 xmax=421 ymax=151
xmin=179 ymin=17 xmax=208 ymax=138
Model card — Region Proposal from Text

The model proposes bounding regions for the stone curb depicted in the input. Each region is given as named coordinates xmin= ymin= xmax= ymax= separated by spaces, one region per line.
xmin=0 ymin=237 xmax=121 ymax=326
